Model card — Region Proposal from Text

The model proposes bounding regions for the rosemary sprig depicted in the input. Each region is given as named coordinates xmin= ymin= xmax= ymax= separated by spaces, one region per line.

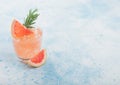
xmin=23 ymin=9 xmax=39 ymax=28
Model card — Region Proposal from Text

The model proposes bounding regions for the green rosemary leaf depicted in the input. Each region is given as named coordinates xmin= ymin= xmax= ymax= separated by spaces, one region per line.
xmin=23 ymin=9 xmax=40 ymax=28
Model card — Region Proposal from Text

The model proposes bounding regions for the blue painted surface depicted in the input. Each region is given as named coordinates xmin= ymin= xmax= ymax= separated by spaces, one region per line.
xmin=0 ymin=0 xmax=120 ymax=85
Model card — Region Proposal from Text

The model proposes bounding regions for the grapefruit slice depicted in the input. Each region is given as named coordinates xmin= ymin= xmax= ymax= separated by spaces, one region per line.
xmin=11 ymin=19 xmax=33 ymax=38
xmin=24 ymin=49 xmax=46 ymax=67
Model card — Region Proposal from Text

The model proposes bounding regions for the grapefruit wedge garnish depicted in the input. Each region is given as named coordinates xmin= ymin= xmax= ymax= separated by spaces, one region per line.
xmin=23 ymin=49 xmax=47 ymax=67
xmin=11 ymin=19 xmax=33 ymax=38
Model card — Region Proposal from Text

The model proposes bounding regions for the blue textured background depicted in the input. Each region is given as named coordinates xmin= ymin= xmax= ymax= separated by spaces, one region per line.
xmin=0 ymin=0 xmax=120 ymax=85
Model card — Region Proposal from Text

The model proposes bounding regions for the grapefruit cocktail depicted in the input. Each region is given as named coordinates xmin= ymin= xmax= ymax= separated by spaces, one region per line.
xmin=11 ymin=9 xmax=46 ymax=67
xmin=11 ymin=20 xmax=42 ymax=59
